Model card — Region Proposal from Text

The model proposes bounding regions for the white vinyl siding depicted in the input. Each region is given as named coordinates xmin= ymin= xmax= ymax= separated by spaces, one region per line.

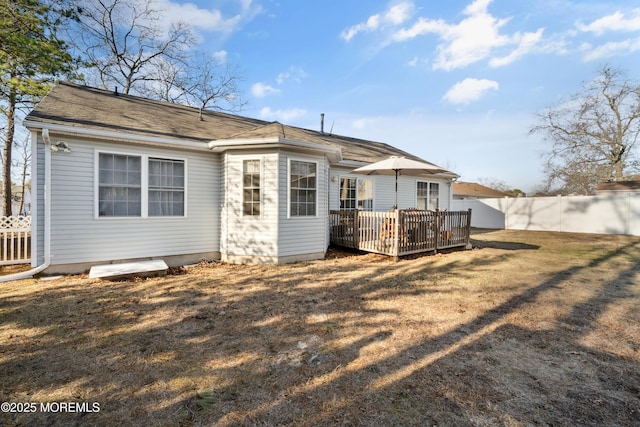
xmin=222 ymin=152 xmax=278 ymax=258
xmin=279 ymin=154 xmax=328 ymax=257
xmin=47 ymin=137 xmax=218 ymax=265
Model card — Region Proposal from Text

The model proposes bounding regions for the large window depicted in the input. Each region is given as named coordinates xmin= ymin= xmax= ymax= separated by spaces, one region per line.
xmin=149 ymin=158 xmax=185 ymax=216
xmin=417 ymin=182 xmax=440 ymax=210
xmin=98 ymin=153 xmax=141 ymax=217
xmin=339 ymin=177 xmax=356 ymax=210
xmin=290 ymin=160 xmax=316 ymax=217
xmin=243 ymin=159 xmax=260 ymax=216
xmin=358 ymin=178 xmax=373 ymax=211
xmin=340 ymin=177 xmax=373 ymax=211
xmin=98 ymin=152 xmax=185 ymax=218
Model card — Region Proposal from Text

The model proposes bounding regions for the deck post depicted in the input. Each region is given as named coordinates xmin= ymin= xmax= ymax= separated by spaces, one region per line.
xmin=393 ymin=209 xmax=400 ymax=260
xmin=434 ymin=209 xmax=440 ymax=253
xmin=353 ymin=209 xmax=359 ymax=249
xmin=465 ymin=208 xmax=473 ymax=249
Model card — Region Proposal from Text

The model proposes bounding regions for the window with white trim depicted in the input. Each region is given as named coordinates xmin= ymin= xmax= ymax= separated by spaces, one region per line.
xmin=243 ymin=159 xmax=260 ymax=216
xmin=340 ymin=177 xmax=373 ymax=211
xmin=358 ymin=178 xmax=373 ymax=211
xmin=417 ymin=182 xmax=440 ymax=210
xmin=149 ymin=158 xmax=185 ymax=216
xmin=97 ymin=152 xmax=185 ymax=218
xmin=98 ymin=153 xmax=142 ymax=217
xmin=339 ymin=177 xmax=356 ymax=210
xmin=290 ymin=160 xmax=316 ymax=216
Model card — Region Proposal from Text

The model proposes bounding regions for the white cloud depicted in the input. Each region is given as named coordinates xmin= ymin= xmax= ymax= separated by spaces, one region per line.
xmin=407 ymin=56 xmax=429 ymax=68
xmin=582 ymin=37 xmax=640 ymax=61
xmin=276 ymin=66 xmax=308 ymax=84
xmin=352 ymin=118 xmax=377 ymax=130
xmin=390 ymin=0 xmax=543 ymax=70
xmin=577 ymin=9 xmax=640 ymax=36
xmin=211 ymin=50 xmax=228 ymax=64
xmin=157 ymin=0 xmax=242 ymax=33
xmin=259 ymin=107 xmax=307 ymax=121
xmin=341 ymin=1 xmax=415 ymax=41
xmin=251 ymin=82 xmax=280 ymax=98
xmin=489 ymin=28 xmax=544 ymax=67
xmin=443 ymin=78 xmax=499 ymax=105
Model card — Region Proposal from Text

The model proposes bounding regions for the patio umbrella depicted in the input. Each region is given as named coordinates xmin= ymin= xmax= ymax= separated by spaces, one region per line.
xmin=351 ymin=156 xmax=456 ymax=209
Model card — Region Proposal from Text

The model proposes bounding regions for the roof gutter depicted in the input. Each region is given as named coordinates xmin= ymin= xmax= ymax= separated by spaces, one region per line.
xmin=23 ymin=120 xmax=210 ymax=151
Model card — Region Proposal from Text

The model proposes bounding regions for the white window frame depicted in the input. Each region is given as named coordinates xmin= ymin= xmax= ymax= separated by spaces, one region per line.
xmin=287 ymin=157 xmax=319 ymax=218
xmin=339 ymin=176 xmax=357 ymax=210
xmin=242 ymin=158 xmax=262 ymax=218
xmin=357 ymin=177 xmax=374 ymax=211
xmin=94 ymin=149 xmax=187 ymax=219
xmin=148 ymin=157 xmax=186 ymax=217
xmin=416 ymin=180 xmax=440 ymax=211
xmin=339 ymin=176 xmax=374 ymax=211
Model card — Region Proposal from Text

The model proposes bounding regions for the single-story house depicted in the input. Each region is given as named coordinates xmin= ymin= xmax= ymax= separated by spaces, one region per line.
xmin=24 ymin=82 xmax=459 ymax=274
xmin=453 ymin=181 xmax=508 ymax=199
xmin=595 ymin=180 xmax=640 ymax=195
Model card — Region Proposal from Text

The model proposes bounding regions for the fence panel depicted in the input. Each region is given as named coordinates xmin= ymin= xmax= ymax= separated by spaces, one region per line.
xmin=0 ymin=216 xmax=31 ymax=265
xmin=453 ymin=195 xmax=640 ymax=236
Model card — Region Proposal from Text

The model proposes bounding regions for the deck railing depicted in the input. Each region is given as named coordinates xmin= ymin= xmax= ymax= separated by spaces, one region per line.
xmin=329 ymin=209 xmax=471 ymax=257
xmin=0 ymin=216 xmax=31 ymax=265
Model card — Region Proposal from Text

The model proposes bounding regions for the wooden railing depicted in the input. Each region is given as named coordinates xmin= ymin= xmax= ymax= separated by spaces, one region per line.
xmin=329 ymin=209 xmax=471 ymax=257
xmin=0 ymin=216 xmax=31 ymax=265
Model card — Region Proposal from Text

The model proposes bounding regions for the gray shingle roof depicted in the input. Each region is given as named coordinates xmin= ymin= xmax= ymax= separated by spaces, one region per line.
xmin=26 ymin=81 xmax=423 ymax=163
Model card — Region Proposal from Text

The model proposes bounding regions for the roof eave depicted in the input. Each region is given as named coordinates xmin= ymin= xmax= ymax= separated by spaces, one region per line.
xmin=24 ymin=119 xmax=209 ymax=151
xmin=208 ymin=137 xmax=343 ymax=163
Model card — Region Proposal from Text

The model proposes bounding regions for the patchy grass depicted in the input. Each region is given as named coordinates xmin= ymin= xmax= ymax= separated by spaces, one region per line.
xmin=1 ymin=229 xmax=639 ymax=426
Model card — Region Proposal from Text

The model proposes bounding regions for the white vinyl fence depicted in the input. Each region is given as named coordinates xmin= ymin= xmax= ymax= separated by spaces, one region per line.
xmin=0 ymin=216 xmax=31 ymax=265
xmin=453 ymin=194 xmax=640 ymax=236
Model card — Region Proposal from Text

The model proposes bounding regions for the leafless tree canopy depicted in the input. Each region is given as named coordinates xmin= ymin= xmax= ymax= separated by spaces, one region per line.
xmin=531 ymin=65 xmax=640 ymax=195
xmin=72 ymin=0 xmax=246 ymax=113
xmin=74 ymin=0 xmax=194 ymax=95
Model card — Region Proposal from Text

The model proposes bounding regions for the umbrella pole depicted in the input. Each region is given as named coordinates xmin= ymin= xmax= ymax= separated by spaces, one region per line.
xmin=395 ymin=169 xmax=398 ymax=209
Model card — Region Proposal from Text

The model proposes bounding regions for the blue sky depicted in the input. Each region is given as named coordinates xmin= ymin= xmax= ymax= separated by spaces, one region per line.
xmin=154 ymin=0 xmax=640 ymax=191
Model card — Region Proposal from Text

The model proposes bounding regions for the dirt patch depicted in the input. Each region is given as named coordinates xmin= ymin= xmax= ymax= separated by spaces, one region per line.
xmin=1 ymin=229 xmax=639 ymax=426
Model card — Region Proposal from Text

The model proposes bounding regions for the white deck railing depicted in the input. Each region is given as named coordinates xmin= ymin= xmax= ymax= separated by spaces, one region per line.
xmin=330 ymin=209 xmax=472 ymax=258
xmin=0 ymin=216 xmax=31 ymax=265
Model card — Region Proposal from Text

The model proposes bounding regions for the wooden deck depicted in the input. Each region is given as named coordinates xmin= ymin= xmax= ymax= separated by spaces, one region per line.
xmin=329 ymin=209 xmax=472 ymax=258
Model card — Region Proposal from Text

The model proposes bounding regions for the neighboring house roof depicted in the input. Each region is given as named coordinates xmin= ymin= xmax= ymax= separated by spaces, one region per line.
xmin=596 ymin=180 xmax=640 ymax=193
xmin=26 ymin=81 xmax=422 ymax=164
xmin=453 ymin=181 xmax=509 ymax=198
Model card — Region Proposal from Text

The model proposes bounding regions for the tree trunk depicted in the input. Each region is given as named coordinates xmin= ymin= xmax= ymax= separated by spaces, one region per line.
xmin=614 ymin=159 xmax=624 ymax=181
xmin=2 ymin=85 xmax=16 ymax=217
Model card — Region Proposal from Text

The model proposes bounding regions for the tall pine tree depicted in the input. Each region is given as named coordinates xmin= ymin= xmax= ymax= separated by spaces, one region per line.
xmin=0 ymin=0 xmax=76 ymax=215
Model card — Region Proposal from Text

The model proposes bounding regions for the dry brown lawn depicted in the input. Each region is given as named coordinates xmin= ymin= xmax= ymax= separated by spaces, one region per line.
xmin=1 ymin=229 xmax=639 ymax=426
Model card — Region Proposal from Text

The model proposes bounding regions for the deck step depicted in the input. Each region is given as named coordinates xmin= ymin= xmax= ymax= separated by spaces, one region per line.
xmin=89 ymin=259 xmax=169 ymax=279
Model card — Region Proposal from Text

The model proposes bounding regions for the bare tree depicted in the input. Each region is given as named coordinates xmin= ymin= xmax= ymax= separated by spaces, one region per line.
xmin=72 ymin=0 xmax=247 ymax=113
xmin=73 ymin=0 xmax=195 ymax=95
xmin=179 ymin=51 xmax=247 ymax=118
xmin=531 ymin=65 xmax=640 ymax=195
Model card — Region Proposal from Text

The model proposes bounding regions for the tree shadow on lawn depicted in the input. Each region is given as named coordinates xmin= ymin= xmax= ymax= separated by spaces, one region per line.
xmin=1 ymin=240 xmax=639 ymax=426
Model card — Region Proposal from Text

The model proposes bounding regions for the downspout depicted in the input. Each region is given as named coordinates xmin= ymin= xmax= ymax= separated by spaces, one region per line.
xmin=0 ymin=128 xmax=51 ymax=282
